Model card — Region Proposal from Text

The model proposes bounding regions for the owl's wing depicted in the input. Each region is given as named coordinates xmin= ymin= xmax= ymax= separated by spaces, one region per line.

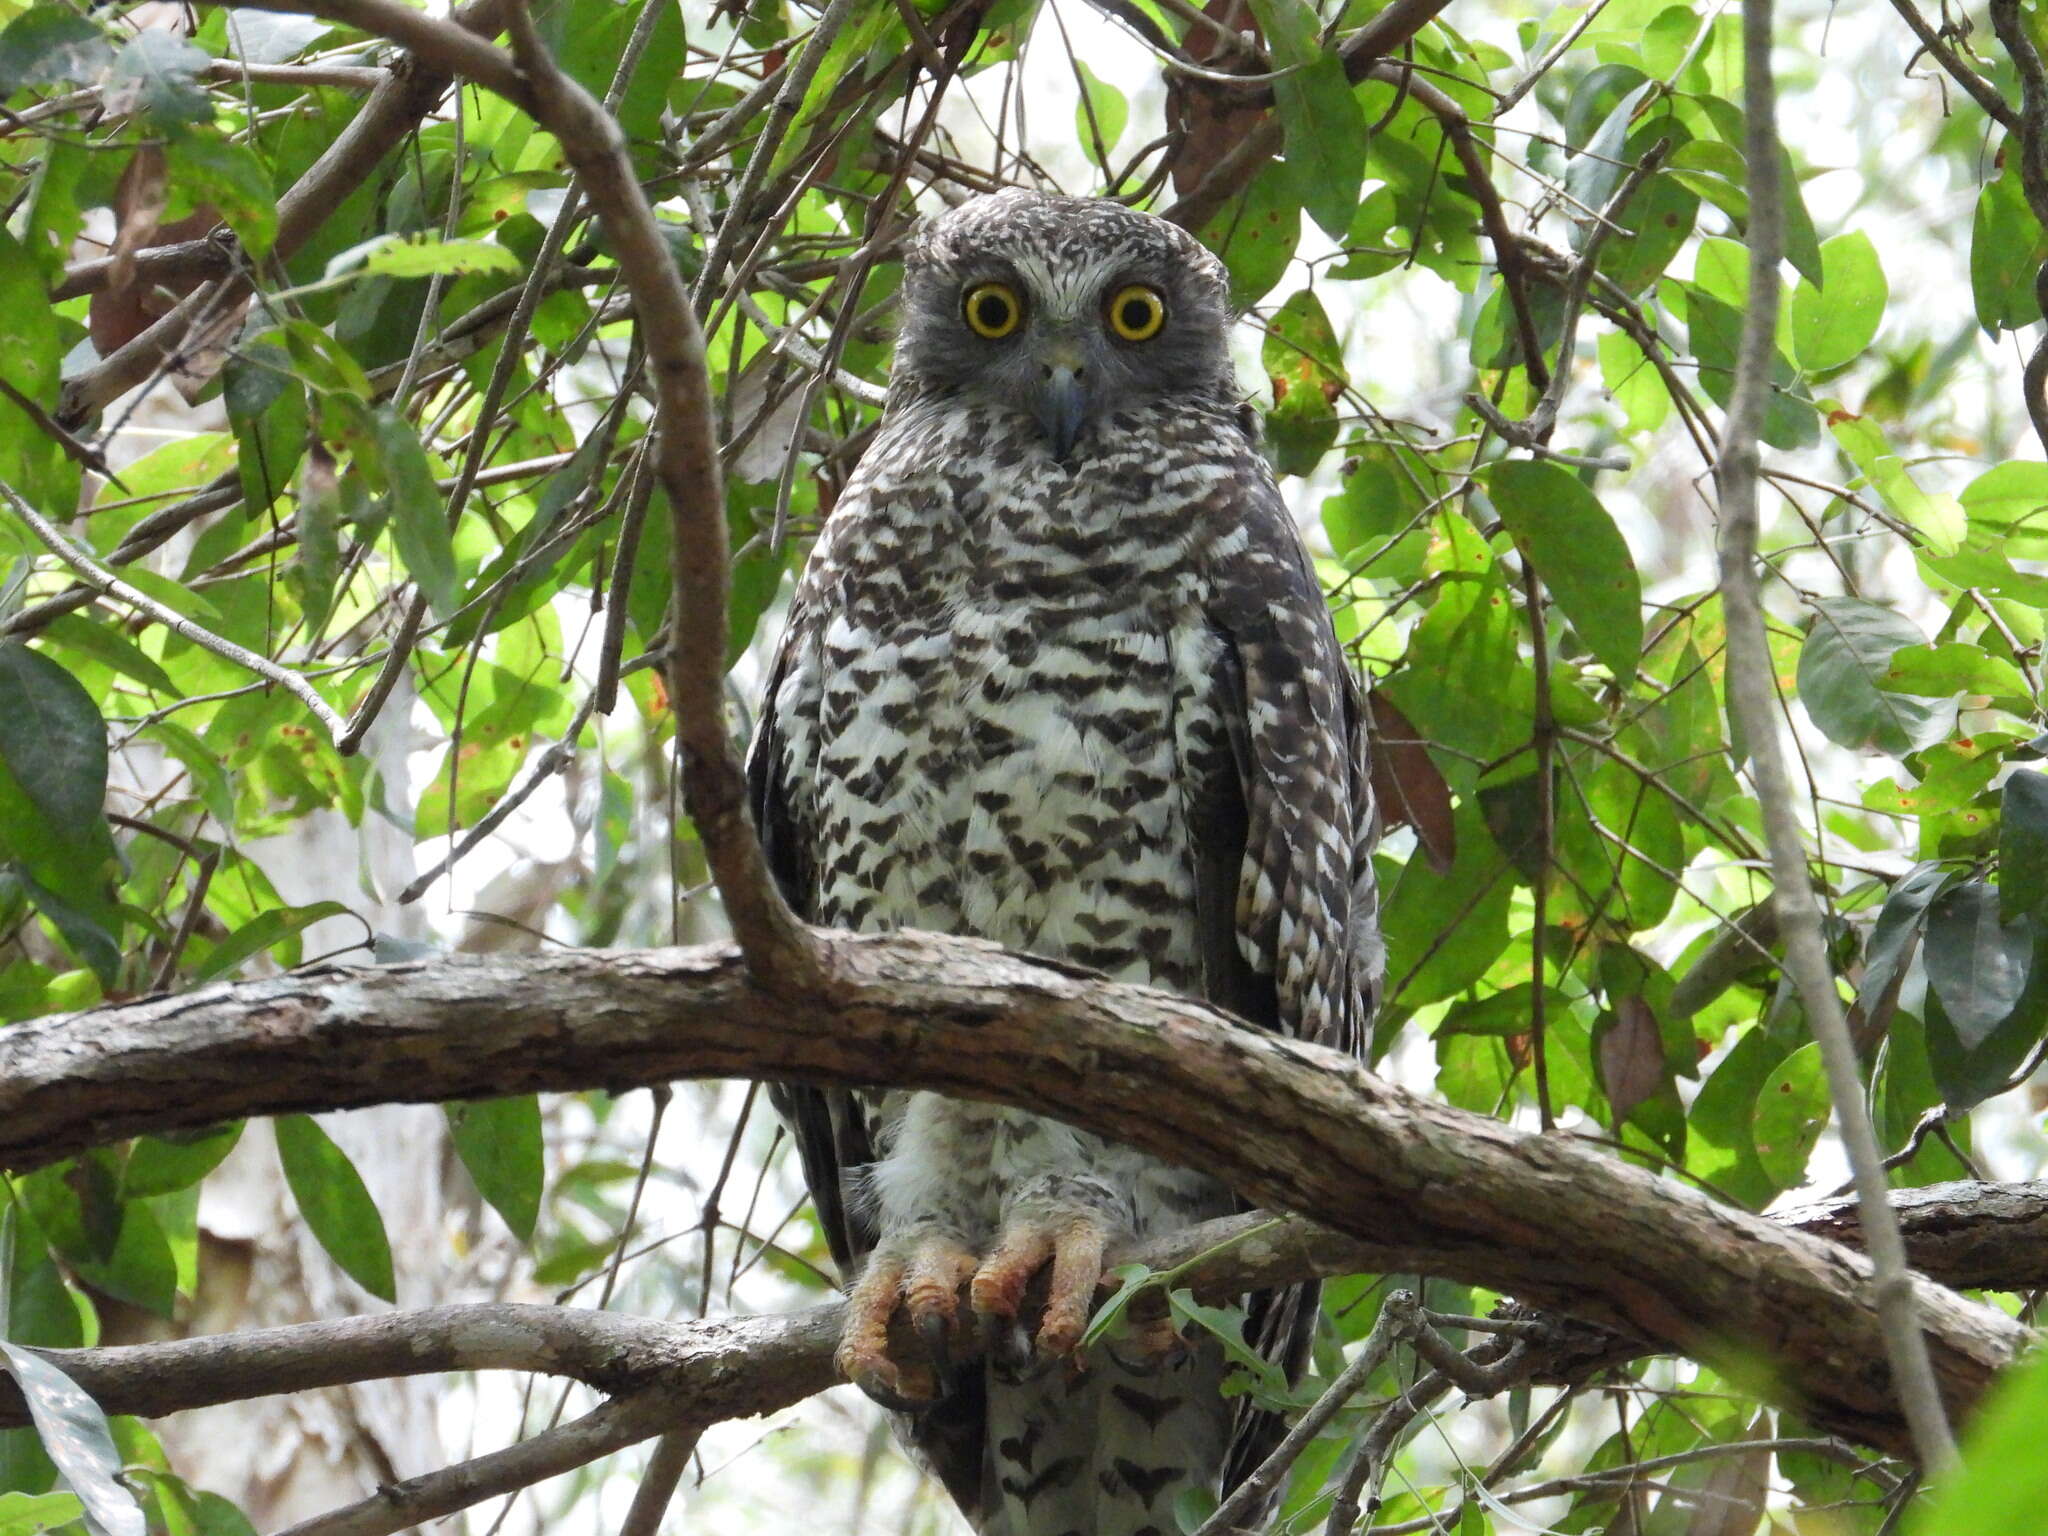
xmin=1196 ymin=468 xmax=1383 ymax=1505
xmin=1203 ymin=487 xmax=1383 ymax=1055
xmin=746 ymin=604 xmax=877 ymax=1275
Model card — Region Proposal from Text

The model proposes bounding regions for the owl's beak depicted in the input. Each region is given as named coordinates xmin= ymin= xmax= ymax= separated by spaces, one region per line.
xmin=1032 ymin=344 xmax=1089 ymax=462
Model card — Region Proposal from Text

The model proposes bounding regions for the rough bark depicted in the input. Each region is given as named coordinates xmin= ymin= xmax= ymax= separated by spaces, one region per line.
xmin=6 ymin=1189 xmax=2042 ymax=1440
xmin=1 ymin=936 xmax=2030 ymax=1455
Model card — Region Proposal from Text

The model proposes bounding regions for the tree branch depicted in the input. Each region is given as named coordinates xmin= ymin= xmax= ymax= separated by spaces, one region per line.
xmin=0 ymin=939 xmax=2025 ymax=1455
xmin=6 ymin=1186 xmax=2041 ymax=1437
xmin=1715 ymin=0 xmax=1958 ymax=1471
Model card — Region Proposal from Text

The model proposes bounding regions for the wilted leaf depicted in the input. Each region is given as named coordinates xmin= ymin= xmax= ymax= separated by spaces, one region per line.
xmin=1597 ymin=996 xmax=1666 ymax=1124
xmin=1365 ymin=692 xmax=1454 ymax=873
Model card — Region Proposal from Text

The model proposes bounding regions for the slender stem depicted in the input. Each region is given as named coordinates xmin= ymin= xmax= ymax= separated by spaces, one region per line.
xmin=1714 ymin=0 xmax=1957 ymax=1472
xmin=1 ymin=480 xmax=348 ymax=742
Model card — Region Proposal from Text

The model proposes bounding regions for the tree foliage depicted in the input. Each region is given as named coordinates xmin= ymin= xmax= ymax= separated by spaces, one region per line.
xmin=2 ymin=0 xmax=2047 ymax=1530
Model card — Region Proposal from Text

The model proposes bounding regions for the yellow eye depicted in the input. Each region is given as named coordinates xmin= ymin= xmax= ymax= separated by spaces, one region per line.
xmin=1107 ymin=284 xmax=1166 ymax=342
xmin=963 ymin=282 xmax=1022 ymax=338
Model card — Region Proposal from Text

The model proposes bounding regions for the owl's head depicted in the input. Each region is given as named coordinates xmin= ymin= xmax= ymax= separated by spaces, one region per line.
xmin=895 ymin=189 xmax=1236 ymax=462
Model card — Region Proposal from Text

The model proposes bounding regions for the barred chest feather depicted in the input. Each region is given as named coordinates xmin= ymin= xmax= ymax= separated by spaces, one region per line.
xmin=773 ymin=398 xmax=1247 ymax=1238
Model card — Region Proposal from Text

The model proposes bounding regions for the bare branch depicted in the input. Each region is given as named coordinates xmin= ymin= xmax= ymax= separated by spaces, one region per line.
xmin=0 ymin=939 xmax=2024 ymax=1454
xmin=1714 ymin=0 xmax=1958 ymax=1471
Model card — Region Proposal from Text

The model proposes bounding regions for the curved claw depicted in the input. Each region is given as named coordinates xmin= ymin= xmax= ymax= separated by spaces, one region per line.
xmin=847 ymin=1360 xmax=942 ymax=1412
xmin=916 ymin=1307 xmax=953 ymax=1376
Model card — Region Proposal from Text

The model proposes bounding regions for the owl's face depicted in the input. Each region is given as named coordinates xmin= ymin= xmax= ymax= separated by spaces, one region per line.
xmin=895 ymin=190 xmax=1236 ymax=462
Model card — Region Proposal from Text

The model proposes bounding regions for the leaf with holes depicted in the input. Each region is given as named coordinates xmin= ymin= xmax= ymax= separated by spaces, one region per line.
xmin=1262 ymin=288 xmax=1345 ymax=477
xmin=1751 ymin=1041 xmax=1829 ymax=1190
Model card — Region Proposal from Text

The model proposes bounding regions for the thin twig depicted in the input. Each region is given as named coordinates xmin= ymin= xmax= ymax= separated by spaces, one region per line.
xmin=1192 ymin=1292 xmax=1416 ymax=1536
xmin=1 ymin=480 xmax=348 ymax=742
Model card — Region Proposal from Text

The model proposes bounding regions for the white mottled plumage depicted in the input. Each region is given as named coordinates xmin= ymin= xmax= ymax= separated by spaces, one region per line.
xmin=750 ymin=190 xmax=1381 ymax=1536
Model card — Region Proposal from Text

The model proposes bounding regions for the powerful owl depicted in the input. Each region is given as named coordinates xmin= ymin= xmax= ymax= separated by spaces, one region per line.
xmin=748 ymin=189 xmax=1382 ymax=1535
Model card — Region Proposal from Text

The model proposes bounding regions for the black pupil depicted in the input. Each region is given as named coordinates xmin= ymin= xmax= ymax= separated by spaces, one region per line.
xmin=976 ymin=293 xmax=1010 ymax=330
xmin=1121 ymin=296 xmax=1152 ymax=331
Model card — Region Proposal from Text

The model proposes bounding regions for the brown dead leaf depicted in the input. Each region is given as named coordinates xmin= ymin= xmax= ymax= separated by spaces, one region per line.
xmin=106 ymin=144 xmax=169 ymax=296
xmin=1366 ymin=691 xmax=1455 ymax=874
xmin=1164 ymin=0 xmax=1270 ymax=195
xmin=1597 ymin=995 xmax=1666 ymax=1125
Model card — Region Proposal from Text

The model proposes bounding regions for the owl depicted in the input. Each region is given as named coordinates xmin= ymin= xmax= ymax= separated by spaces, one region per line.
xmin=747 ymin=188 xmax=1382 ymax=1535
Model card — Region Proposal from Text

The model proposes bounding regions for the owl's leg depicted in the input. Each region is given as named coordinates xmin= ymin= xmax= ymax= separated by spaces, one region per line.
xmin=837 ymin=1221 xmax=979 ymax=1409
xmin=971 ymin=1177 xmax=1124 ymax=1365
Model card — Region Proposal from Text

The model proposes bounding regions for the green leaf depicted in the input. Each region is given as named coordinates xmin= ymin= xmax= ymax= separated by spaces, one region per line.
xmin=1242 ymin=0 xmax=1365 ymax=239
xmin=1750 ymin=1040 xmax=1828 ymax=1190
xmin=445 ymin=1096 xmax=544 ymax=1241
xmin=0 ymin=1344 xmax=145 ymax=1536
xmin=1858 ymin=863 xmax=1952 ymax=1026
xmin=1971 ymin=151 xmax=2048 ymax=333
xmin=165 ymin=135 xmax=278 ymax=258
xmin=121 ymin=1125 xmax=244 ymax=1199
xmin=1795 ymin=597 xmax=1955 ymax=755
xmin=1071 ymin=62 xmax=1128 ymax=160
xmin=190 ymin=900 xmax=351 ymax=984
xmin=41 ymin=614 xmax=178 ymax=698
xmin=103 ymin=31 xmax=210 ymax=123
xmin=0 ymin=1492 xmax=87 ymax=1536
xmin=371 ymin=409 xmax=458 ymax=621
xmin=1958 ymin=459 xmax=2048 ymax=533
xmin=0 ymin=7 xmax=110 ymax=95
xmin=274 ymin=1115 xmax=396 ymax=1302
xmin=1907 ymin=1344 xmax=2048 ymax=1536
xmin=2003 ymin=772 xmax=2048 ymax=926
xmin=1789 ymin=231 xmax=1886 ymax=372
xmin=0 ymin=229 xmax=62 ymax=418
xmin=1923 ymin=881 xmax=2033 ymax=1048
xmin=354 ymin=234 xmax=521 ymax=280
xmin=1485 ymin=459 xmax=1643 ymax=682
xmin=0 ymin=647 xmax=120 ymax=972
xmin=1196 ymin=172 xmax=1302 ymax=310
xmin=1877 ymin=642 xmax=2030 ymax=703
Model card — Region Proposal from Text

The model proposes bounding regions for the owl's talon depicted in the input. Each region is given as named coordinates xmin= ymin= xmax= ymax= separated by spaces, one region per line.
xmin=836 ymin=1231 xmax=975 ymax=1409
xmin=847 ymin=1359 xmax=941 ymax=1412
xmin=916 ymin=1307 xmax=953 ymax=1375
xmin=971 ymin=1208 xmax=1113 ymax=1363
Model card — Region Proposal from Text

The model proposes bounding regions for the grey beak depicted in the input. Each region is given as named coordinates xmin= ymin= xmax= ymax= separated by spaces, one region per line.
xmin=1033 ymin=364 xmax=1087 ymax=462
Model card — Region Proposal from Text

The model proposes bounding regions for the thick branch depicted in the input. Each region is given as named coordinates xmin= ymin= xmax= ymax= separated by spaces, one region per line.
xmin=0 ymin=938 xmax=2026 ymax=1455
